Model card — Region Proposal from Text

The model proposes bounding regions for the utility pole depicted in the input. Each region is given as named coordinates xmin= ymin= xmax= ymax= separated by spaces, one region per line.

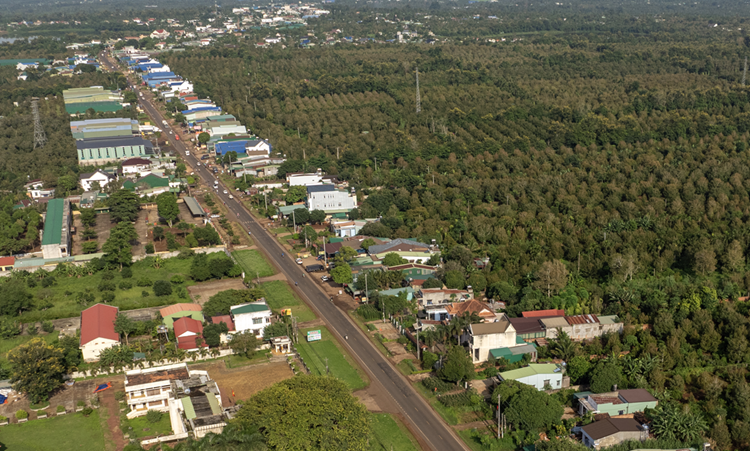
xmin=415 ymin=324 xmax=420 ymax=361
xmin=337 ymin=147 xmax=340 ymax=159
xmin=498 ymin=394 xmax=502 ymax=439
xmin=324 ymin=357 xmax=329 ymax=374
xmin=292 ymin=209 xmax=297 ymax=233
xmin=415 ymin=66 xmax=421 ymax=114
xmin=743 ymin=56 xmax=748 ymax=87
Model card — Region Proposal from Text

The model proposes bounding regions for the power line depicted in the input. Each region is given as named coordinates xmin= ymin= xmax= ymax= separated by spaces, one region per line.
xmin=415 ymin=66 xmax=421 ymax=114
xmin=31 ymin=97 xmax=47 ymax=149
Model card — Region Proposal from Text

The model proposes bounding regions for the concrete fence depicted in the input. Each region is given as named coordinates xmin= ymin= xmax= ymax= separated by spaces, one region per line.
xmin=68 ymin=348 xmax=235 ymax=379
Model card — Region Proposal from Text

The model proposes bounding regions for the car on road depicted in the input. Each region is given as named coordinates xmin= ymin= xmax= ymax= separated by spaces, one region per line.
xmin=296 ymin=258 xmax=303 ymax=264
xmin=175 ymin=134 xmax=180 ymax=140
xmin=169 ymin=130 xmax=173 ymax=134
xmin=185 ymin=151 xmax=190 ymax=156
xmin=223 ymin=190 xmax=228 ymax=194
xmin=228 ymin=195 xmax=234 ymax=200
xmin=321 ymin=275 xmax=329 ymax=282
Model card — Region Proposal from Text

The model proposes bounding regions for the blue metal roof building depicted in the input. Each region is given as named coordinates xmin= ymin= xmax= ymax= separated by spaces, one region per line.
xmin=215 ymin=140 xmax=248 ymax=155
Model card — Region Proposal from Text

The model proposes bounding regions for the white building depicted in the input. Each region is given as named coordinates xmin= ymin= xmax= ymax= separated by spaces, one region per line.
xmin=124 ymin=363 xmax=189 ymax=418
xmin=287 ymin=172 xmax=323 ymax=186
xmin=230 ymin=301 xmax=272 ymax=337
xmin=121 ymin=157 xmax=154 ymax=175
xmin=497 ymin=363 xmax=564 ymax=391
xmin=79 ymin=169 xmax=116 ymax=191
xmin=468 ymin=318 xmax=518 ymax=363
xmin=306 ymin=185 xmax=357 ymax=213
xmin=24 ymin=179 xmax=55 ymax=199
xmin=79 ymin=304 xmax=120 ymax=362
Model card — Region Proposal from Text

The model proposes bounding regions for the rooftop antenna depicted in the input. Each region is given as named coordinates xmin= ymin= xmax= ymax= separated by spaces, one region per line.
xmin=31 ymin=97 xmax=47 ymax=149
xmin=743 ymin=56 xmax=747 ymax=87
xmin=415 ymin=66 xmax=421 ymax=114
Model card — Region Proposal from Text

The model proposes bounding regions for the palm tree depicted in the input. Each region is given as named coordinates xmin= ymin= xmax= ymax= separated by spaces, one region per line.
xmin=151 ymin=256 xmax=164 ymax=269
xmin=550 ymin=330 xmax=577 ymax=362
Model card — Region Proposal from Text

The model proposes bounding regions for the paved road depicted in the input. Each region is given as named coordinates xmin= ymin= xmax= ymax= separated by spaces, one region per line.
xmin=102 ymin=52 xmax=469 ymax=451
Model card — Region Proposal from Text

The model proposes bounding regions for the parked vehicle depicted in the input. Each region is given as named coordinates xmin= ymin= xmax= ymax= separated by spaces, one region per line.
xmin=296 ymin=258 xmax=303 ymax=264
xmin=228 ymin=195 xmax=233 ymax=200
xmin=201 ymin=155 xmax=209 ymax=160
xmin=305 ymin=264 xmax=325 ymax=272
xmin=321 ymin=276 xmax=329 ymax=282
xmin=185 ymin=151 xmax=190 ymax=156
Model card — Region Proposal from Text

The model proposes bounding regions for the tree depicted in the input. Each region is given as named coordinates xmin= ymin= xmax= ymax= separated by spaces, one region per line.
xmin=153 ymin=280 xmax=172 ymax=297
xmin=263 ymin=321 xmax=289 ymax=339
xmin=82 ymin=241 xmax=98 ymax=254
xmin=359 ymin=222 xmax=392 ymax=238
xmin=590 ymin=360 xmax=623 ymax=393
xmin=285 ymin=186 xmax=307 ymax=204
xmin=108 ymin=189 xmax=140 ymax=223
xmin=650 ymin=402 xmax=708 ymax=443
xmin=8 ymin=338 xmax=66 ymax=404
xmin=422 ymin=277 xmax=443 ymax=289
xmin=175 ymin=423 xmax=266 ymax=451
xmin=203 ymin=322 xmax=230 ymax=347
xmin=79 ymin=209 xmax=96 ymax=227
xmin=114 ymin=313 xmax=136 ymax=346
xmin=549 ymin=330 xmax=577 ymax=361
xmin=309 ymin=209 xmax=326 ymax=224
xmin=331 ymin=263 xmax=353 ymax=285
xmin=102 ymin=222 xmax=137 ymax=270
xmin=301 ymin=225 xmax=318 ymax=245
xmin=444 ymin=270 xmax=466 ymax=289
xmin=57 ymin=175 xmax=77 ymax=194
xmin=360 ymin=238 xmax=376 ymax=251
xmin=566 ymin=355 xmax=592 ymax=384
xmin=383 ymin=252 xmax=408 ymax=267
xmin=447 ymin=245 xmax=473 ymax=268
xmin=1 ymin=280 xmax=33 ymax=316
xmin=234 ymin=376 xmax=370 ymax=450
xmin=535 ymin=260 xmax=569 ymax=297
xmin=156 ymin=192 xmax=179 ymax=227
xmin=438 ymin=345 xmax=474 ymax=384
xmin=724 ymin=240 xmax=745 ymax=272
xmin=198 ymin=132 xmax=210 ymax=144
xmin=230 ymin=331 xmax=259 ymax=358
xmin=694 ymin=248 xmax=717 ymax=276
xmin=153 ymin=226 xmax=164 ymax=241
xmin=193 ymin=225 xmax=221 ymax=246
xmin=505 ymin=383 xmax=564 ymax=432
xmin=336 ymin=246 xmax=359 ymax=262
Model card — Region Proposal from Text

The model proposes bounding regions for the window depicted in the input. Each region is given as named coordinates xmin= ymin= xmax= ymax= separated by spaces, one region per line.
xmin=253 ymin=318 xmax=263 ymax=324
xmin=556 ymin=380 xmax=561 ymax=387
xmin=618 ymin=410 xmax=625 ymax=415
xmin=544 ymin=379 xmax=551 ymax=387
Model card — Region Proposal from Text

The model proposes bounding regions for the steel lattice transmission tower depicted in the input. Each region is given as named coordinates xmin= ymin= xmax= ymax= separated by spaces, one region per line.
xmin=743 ymin=56 xmax=748 ymax=87
xmin=31 ymin=97 xmax=47 ymax=149
xmin=415 ymin=66 xmax=421 ymax=114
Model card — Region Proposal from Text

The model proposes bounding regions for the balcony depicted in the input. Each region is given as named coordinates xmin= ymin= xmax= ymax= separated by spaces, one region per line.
xmin=126 ymin=392 xmax=170 ymax=405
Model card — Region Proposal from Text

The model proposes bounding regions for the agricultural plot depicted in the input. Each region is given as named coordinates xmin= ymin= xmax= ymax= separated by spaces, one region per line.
xmin=233 ymin=249 xmax=276 ymax=278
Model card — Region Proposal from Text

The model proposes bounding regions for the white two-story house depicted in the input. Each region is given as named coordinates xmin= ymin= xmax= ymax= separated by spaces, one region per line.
xmin=230 ymin=301 xmax=272 ymax=337
xmin=124 ymin=363 xmax=189 ymax=418
xmin=469 ymin=316 xmax=518 ymax=363
xmin=79 ymin=170 xmax=116 ymax=191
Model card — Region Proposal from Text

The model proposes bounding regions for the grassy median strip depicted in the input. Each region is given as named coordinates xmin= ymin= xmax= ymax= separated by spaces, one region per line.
xmin=369 ymin=413 xmax=421 ymax=451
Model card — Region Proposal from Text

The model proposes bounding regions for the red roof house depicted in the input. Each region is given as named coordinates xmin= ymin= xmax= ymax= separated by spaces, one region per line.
xmin=80 ymin=304 xmax=120 ymax=362
xmin=0 ymin=256 xmax=15 ymax=271
xmin=210 ymin=315 xmax=235 ymax=332
xmin=174 ymin=317 xmax=207 ymax=351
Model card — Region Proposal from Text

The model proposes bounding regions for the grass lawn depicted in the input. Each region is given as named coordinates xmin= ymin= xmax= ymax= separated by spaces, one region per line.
xmin=296 ymin=326 xmax=367 ymax=390
xmin=369 ymin=413 xmax=420 ymax=451
xmin=224 ymin=352 xmax=269 ymax=369
xmin=20 ymin=257 xmax=200 ymax=323
xmin=270 ymin=226 xmax=292 ymax=235
xmin=261 ymin=280 xmax=317 ymax=322
xmin=233 ymin=249 xmax=276 ymax=278
xmin=0 ymin=332 xmax=58 ymax=363
xmin=0 ymin=410 xmax=106 ymax=451
xmin=126 ymin=412 xmax=173 ymax=438
xmin=458 ymin=429 xmax=517 ymax=451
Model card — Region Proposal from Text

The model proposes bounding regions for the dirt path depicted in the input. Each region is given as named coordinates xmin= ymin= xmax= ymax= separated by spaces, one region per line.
xmin=256 ymin=273 xmax=287 ymax=283
xmin=455 ymin=420 xmax=494 ymax=431
xmin=99 ymin=388 xmax=126 ymax=451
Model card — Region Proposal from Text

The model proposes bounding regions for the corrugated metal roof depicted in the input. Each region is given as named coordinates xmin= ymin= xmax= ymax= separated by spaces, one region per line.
xmin=76 ymin=136 xmax=152 ymax=150
xmin=540 ymin=317 xmax=569 ymax=328
xmin=42 ymin=199 xmax=65 ymax=246
xmin=522 ymin=309 xmax=565 ymax=318
xmin=499 ymin=363 xmax=559 ymax=380
xmin=183 ymin=197 xmax=206 ymax=216
xmin=565 ymin=314 xmax=599 ymax=325
xmin=231 ymin=302 xmax=270 ymax=315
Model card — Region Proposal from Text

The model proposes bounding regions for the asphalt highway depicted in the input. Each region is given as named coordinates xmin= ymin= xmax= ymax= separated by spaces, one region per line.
xmin=102 ymin=52 xmax=469 ymax=451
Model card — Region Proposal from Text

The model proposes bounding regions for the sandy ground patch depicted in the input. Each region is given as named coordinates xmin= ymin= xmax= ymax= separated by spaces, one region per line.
xmin=370 ymin=321 xmax=401 ymax=340
xmin=190 ymin=360 xmax=294 ymax=405
xmin=187 ymin=279 xmax=247 ymax=305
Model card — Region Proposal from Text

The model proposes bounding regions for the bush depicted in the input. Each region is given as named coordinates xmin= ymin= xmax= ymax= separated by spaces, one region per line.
xmin=145 ymin=243 xmax=155 ymax=254
xmin=356 ymin=304 xmax=381 ymax=321
xmin=153 ymin=280 xmax=172 ymax=297
xmin=77 ymin=400 xmax=85 ymax=407
xmin=114 ymin=391 xmax=125 ymax=401
xmin=101 ymin=271 xmax=115 ymax=281
xmin=56 ymin=405 xmax=65 ymax=413
xmin=186 ymin=234 xmax=199 ymax=248
xmin=422 ymin=377 xmax=454 ymax=394
xmin=166 ymin=233 xmax=178 ymax=251
xmin=438 ymin=391 xmax=474 ymax=407
xmin=145 ymin=409 xmax=162 ymax=423
xmin=82 ymin=241 xmax=98 ymax=254
xmin=41 ymin=320 xmax=54 ymax=333
xmin=81 ymin=406 xmax=93 ymax=417
xmin=137 ymin=277 xmax=153 ymax=287
xmin=176 ymin=286 xmax=188 ymax=299
xmin=27 ymin=278 xmax=37 ymax=288
xmin=142 ymin=290 xmax=149 ymax=297
xmin=170 ymin=275 xmax=185 ymax=284
xmin=119 ymin=280 xmax=133 ymax=290
xmin=41 ymin=277 xmax=56 ymax=288
xmin=27 ymin=325 xmax=38 ymax=335
xmin=0 ymin=415 xmax=7 ymax=422
xmin=15 ymin=410 xmax=28 ymax=419
xmin=101 ymin=292 xmax=115 ymax=303
xmin=121 ymin=266 xmax=133 ymax=278
xmin=97 ymin=281 xmax=116 ymax=292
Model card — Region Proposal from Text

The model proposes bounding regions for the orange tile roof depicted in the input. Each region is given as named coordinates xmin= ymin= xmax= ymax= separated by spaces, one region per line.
xmin=522 ymin=309 xmax=565 ymax=318
xmin=445 ymin=300 xmax=495 ymax=318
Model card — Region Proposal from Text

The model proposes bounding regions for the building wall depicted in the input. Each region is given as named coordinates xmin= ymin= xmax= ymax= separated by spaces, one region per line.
xmin=470 ymin=330 xmax=518 ymax=363
xmin=164 ymin=311 xmax=204 ymax=329
xmin=307 ymin=190 xmax=357 ymax=212
xmin=81 ymin=338 xmax=120 ymax=362
xmin=81 ymin=174 xmax=113 ymax=191
xmin=569 ymin=323 xmax=601 ymax=340
xmin=234 ymin=311 xmax=272 ymax=337
xmin=516 ymin=372 xmax=563 ymax=390
xmin=583 ymin=430 xmax=643 ymax=450
xmin=601 ymin=322 xmax=624 ymax=335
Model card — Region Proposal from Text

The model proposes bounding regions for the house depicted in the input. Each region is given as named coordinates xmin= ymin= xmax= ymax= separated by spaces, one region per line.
xmin=418 ymin=288 xmax=473 ymax=307
xmin=209 ymin=315 xmax=235 ymax=343
xmin=150 ymin=29 xmax=170 ymax=39
xmin=0 ymin=256 xmax=15 ymax=271
xmin=25 ymin=179 xmax=55 ymax=199
xmin=306 ymin=184 xmax=357 ymax=214
xmin=378 ymin=287 xmax=415 ymax=301
xmin=522 ymin=309 xmax=565 ymax=318
xmin=508 ymin=317 xmax=547 ymax=342
xmin=368 ymin=238 xmax=434 ymax=264
xmin=121 ymin=157 xmax=153 ymax=174
xmin=79 ymin=169 xmax=116 ymax=191
xmin=160 ymin=303 xmax=204 ymax=329
xmin=287 ymin=171 xmax=324 ymax=186
xmin=581 ymin=418 xmax=646 ymax=449
xmin=122 ymin=174 xmax=171 ymax=197
xmin=497 ymin=363 xmax=563 ymax=390
xmin=124 ymin=363 xmax=189 ymax=418
xmin=170 ymin=369 xmax=225 ymax=437
xmin=445 ymin=299 xmax=497 ymax=322
xmin=468 ymin=317 xmax=518 ymax=363
xmin=330 ymin=219 xmax=367 ymax=238
xmin=387 ymin=263 xmax=438 ymax=278
xmin=231 ymin=301 xmax=272 ymax=337
xmin=80 ymin=304 xmax=120 ymax=362
xmin=174 ymin=317 xmax=207 ymax=351
xmin=578 ymin=389 xmax=658 ymax=417
xmin=41 ymin=199 xmax=72 ymax=259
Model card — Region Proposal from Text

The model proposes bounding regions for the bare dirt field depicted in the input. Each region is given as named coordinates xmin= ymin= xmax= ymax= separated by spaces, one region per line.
xmin=132 ymin=209 xmax=150 ymax=256
xmin=369 ymin=321 xmax=401 ymax=340
xmin=0 ymin=376 xmax=124 ymax=421
xmin=187 ymin=279 xmax=246 ymax=305
xmin=190 ymin=360 xmax=293 ymax=405
xmin=94 ymin=212 xmax=113 ymax=252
